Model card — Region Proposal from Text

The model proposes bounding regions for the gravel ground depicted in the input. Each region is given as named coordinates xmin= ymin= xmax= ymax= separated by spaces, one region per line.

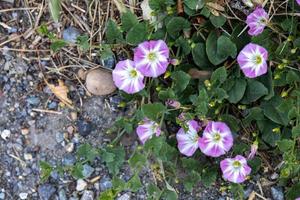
xmin=0 ymin=54 xmax=228 ymax=200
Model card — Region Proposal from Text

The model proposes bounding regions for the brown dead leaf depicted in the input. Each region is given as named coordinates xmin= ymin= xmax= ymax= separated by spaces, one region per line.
xmin=188 ymin=68 xmax=212 ymax=80
xmin=45 ymin=79 xmax=73 ymax=108
xmin=248 ymin=191 xmax=256 ymax=200
xmin=177 ymin=0 xmax=184 ymax=15
xmin=206 ymin=2 xmax=225 ymax=16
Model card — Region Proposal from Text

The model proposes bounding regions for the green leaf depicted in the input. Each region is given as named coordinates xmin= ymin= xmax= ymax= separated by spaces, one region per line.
xmin=102 ymin=151 xmax=115 ymax=163
xmin=217 ymin=36 xmax=237 ymax=58
xmin=71 ymin=163 xmax=84 ymax=179
xmin=77 ymin=144 xmax=98 ymax=162
xmin=166 ymin=17 xmax=191 ymax=39
xmin=241 ymin=79 xmax=268 ymax=104
xmin=112 ymin=176 xmax=127 ymax=191
xmin=286 ymin=70 xmax=300 ymax=83
xmin=99 ymin=189 xmax=118 ymax=200
xmin=149 ymin=0 xmax=174 ymax=11
xmin=175 ymin=37 xmax=191 ymax=56
xmin=126 ymin=22 xmax=148 ymax=45
xmin=128 ymin=151 xmax=147 ymax=170
xmin=286 ymin=182 xmax=300 ymax=200
xmin=227 ymin=78 xmax=247 ymax=103
xmin=261 ymin=97 xmax=289 ymax=126
xmin=201 ymin=167 xmax=217 ymax=187
xmin=106 ymin=19 xmax=124 ymax=44
xmin=147 ymin=183 xmax=163 ymax=200
xmin=206 ymin=32 xmax=237 ymax=65
xmin=39 ymin=161 xmax=53 ymax=183
xmin=158 ymin=88 xmax=176 ymax=101
xmin=192 ymin=43 xmax=210 ymax=69
xmin=242 ymin=107 xmax=264 ymax=126
xmin=230 ymin=184 xmax=244 ymax=200
xmin=258 ymin=120 xmax=281 ymax=146
xmin=220 ymin=114 xmax=240 ymax=132
xmin=142 ymin=103 xmax=166 ymax=121
xmin=277 ymin=139 xmax=294 ymax=152
xmin=248 ymin=157 xmax=261 ymax=174
xmin=76 ymin=35 xmax=89 ymax=51
xmin=121 ymin=10 xmax=139 ymax=32
xmin=184 ymin=0 xmax=204 ymax=10
xmin=183 ymin=171 xmax=201 ymax=192
xmin=101 ymin=146 xmax=125 ymax=175
xmin=192 ymin=88 xmax=209 ymax=117
xmin=144 ymin=136 xmax=164 ymax=156
xmin=211 ymin=66 xmax=227 ymax=84
xmin=127 ymin=174 xmax=142 ymax=192
xmin=171 ymin=71 xmax=191 ymax=93
xmin=210 ymin=15 xmax=226 ymax=28
xmin=292 ymin=126 xmax=300 ymax=138
xmin=50 ymin=40 xmax=67 ymax=52
xmin=49 ymin=0 xmax=61 ymax=22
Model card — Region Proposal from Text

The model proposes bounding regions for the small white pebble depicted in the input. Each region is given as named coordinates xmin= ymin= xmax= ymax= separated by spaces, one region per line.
xmin=1 ymin=130 xmax=11 ymax=140
xmin=24 ymin=153 xmax=33 ymax=161
xmin=19 ymin=192 xmax=28 ymax=199
xmin=76 ymin=179 xmax=87 ymax=191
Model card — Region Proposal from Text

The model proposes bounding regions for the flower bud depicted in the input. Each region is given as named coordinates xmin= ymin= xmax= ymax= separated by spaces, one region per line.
xmin=170 ymin=59 xmax=180 ymax=66
xmin=166 ymin=99 xmax=181 ymax=109
xmin=242 ymin=0 xmax=254 ymax=7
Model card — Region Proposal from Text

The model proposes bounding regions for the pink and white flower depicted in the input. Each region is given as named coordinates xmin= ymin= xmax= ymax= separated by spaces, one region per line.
xmin=112 ymin=59 xmax=145 ymax=94
xmin=237 ymin=43 xmax=268 ymax=78
xmin=134 ymin=40 xmax=170 ymax=77
xmin=220 ymin=155 xmax=252 ymax=183
xmin=246 ymin=7 xmax=269 ymax=36
xmin=198 ymin=121 xmax=233 ymax=157
xmin=176 ymin=120 xmax=200 ymax=157
xmin=136 ymin=119 xmax=161 ymax=144
xmin=297 ymin=0 xmax=300 ymax=6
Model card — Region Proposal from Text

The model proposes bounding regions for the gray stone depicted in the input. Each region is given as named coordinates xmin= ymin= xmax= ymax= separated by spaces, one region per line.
xmin=55 ymin=132 xmax=64 ymax=143
xmin=100 ymin=54 xmax=116 ymax=69
xmin=0 ymin=193 xmax=5 ymax=199
xmin=82 ymin=164 xmax=94 ymax=178
xmin=271 ymin=186 xmax=284 ymax=200
xmin=58 ymin=189 xmax=67 ymax=200
xmin=117 ymin=193 xmax=130 ymax=200
xmin=77 ymin=119 xmax=93 ymax=137
xmin=244 ymin=185 xmax=254 ymax=199
xmin=62 ymin=154 xmax=76 ymax=166
xmin=100 ymin=177 xmax=112 ymax=191
xmin=63 ymin=27 xmax=80 ymax=43
xmin=38 ymin=184 xmax=56 ymax=200
xmin=48 ymin=101 xmax=58 ymax=110
xmin=80 ymin=190 xmax=94 ymax=200
xmin=26 ymin=96 xmax=40 ymax=106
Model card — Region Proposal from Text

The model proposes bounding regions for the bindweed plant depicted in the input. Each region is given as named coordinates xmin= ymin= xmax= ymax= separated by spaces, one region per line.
xmin=100 ymin=0 xmax=300 ymax=199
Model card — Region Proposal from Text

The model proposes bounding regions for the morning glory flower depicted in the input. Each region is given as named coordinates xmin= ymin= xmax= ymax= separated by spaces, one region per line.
xmin=198 ymin=121 xmax=233 ymax=157
xmin=220 ymin=155 xmax=252 ymax=183
xmin=237 ymin=43 xmax=268 ymax=78
xmin=136 ymin=119 xmax=161 ymax=144
xmin=297 ymin=0 xmax=300 ymax=5
xmin=176 ymin=120 xmax=201 ymax=157
xmin=134 ymin=40 xmax=170 ymax=77
xmin=246 ymin=7 xmax=269 ymax=36
xmin=112 ymin=59 xmax=145 ymax=94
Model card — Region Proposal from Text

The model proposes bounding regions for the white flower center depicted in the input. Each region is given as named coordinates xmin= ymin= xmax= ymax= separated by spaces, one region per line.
xmin=129 ymin=69 xmax=138 ymax=78
xmin=232 ymin=160 xmax=242 ymax=169
xmin=147 ymin=52 xmax=157 ymax=61
xmin=213 ymin=132 xmax=221 ymax=142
